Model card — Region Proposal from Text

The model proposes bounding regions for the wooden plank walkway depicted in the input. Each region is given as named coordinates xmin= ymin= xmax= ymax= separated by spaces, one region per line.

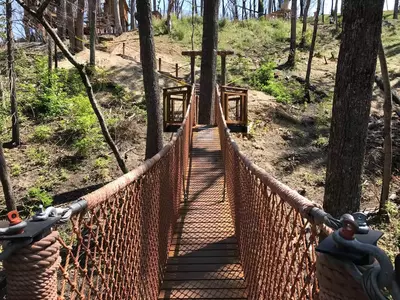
xmin=159 ymin=126 xmax=248 ymax=299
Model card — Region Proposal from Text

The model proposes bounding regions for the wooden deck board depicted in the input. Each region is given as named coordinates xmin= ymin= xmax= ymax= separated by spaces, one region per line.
xmin=159 ymin=126 xmax=247 ymax=299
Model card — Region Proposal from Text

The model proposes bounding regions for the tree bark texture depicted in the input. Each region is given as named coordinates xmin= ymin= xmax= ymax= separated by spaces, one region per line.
xmin=394 ymin=0 xmax=399 ymax=19
xmin=286 ymin=0 xmax=297 ymax=67
xmin=258 ymin=0 xmax=264 ymax=17
xmin=131 ymin=0 xmax=136 ymax=29
xmin=66 ymin=0 xmax=76 ymax=52
xmin=0 ymin=144 xmax=16 ymax=211
xmin=120 ymin=0 xmax=127 ymax=32
xmin=113 ymin=0 xmax=123 ymax=35
xmin=199 ymin=0 xmax=219 ymax=124
xmin=89 ymin=0 xmax=97 ymax=66
xmin=75 ymin=0 xmax=85 ymax=52
xmin=323 ymin=0 xmax=384 ymax=217
xmin=378 ymin=41 xmax=392 ymax=210
xmin=57 ymin=0 xmax=66 ymax=40
xmin=48 ymin=34 xmax=53 ymax=75
xmin=299 ymin=0 xmax=311 ymax=48
xmin=6 ymin=0 xmax=19 ymax=146
xmin=136 ymin=0 xmax=163 ymax=159
xmin=299 ymin=0 xmax=304 ymax=17
xmin=166 ymin=0 xmax=175 ymax=33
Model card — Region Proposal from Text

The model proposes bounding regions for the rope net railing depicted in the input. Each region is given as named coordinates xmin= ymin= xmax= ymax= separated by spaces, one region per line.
xmin=54 ymin=86 xmax=196 ymax=300
xmin=215 ymin=86 xmax=325 ymax=299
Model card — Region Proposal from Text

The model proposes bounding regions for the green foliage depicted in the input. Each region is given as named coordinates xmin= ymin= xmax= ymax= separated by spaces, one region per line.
xmin=27 ymin=147 xmax=50 ymax=166
xmin=27 ymin=187 xmax=53 ymax=207
xmin=32 ymin=125 xmax=52 ymax=142
xmin=11 ymin=164 xmax=22 ymax=177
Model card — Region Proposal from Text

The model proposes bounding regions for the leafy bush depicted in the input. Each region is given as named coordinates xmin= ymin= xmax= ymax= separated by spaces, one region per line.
xmin=32 ymin=125 xmax=52 ymax=142
xmin=27 ymin=187 xmax=53 ymax=207
xmin=172 ymin=28 xmax=185 ymax=41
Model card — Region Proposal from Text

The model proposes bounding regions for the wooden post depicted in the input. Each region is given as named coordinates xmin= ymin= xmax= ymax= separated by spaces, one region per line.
xmin=190 ymin=56 xmax=195 ymax=84
xmin=122 ymin=42 xmax=125 ymax=56
xmin=176 ymin=63 xmax=179 ymax=78
xmin=159 ymin=57 xmax=162 ymax=71
xmin=221 ymin=54 xmax=226 ymax=86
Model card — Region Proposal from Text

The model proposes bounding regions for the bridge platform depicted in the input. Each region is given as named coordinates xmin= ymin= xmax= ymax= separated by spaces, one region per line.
xmin=159 ymin=126 xmax=248 ymax=299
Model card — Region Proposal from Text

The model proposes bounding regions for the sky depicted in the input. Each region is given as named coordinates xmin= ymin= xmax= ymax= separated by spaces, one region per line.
xmin=8 ymin=0 xmax=399 ymax=39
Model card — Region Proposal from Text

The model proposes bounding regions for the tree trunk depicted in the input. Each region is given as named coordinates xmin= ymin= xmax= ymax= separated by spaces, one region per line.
xmin=233 ymin=0 xmax=239 ymax=20
xmin=334 ymin=0 xmax=339 ymax=31
xmin=258 ymin=0 xmax=264 ymax=17
xmin=54 ymin=43 xmax=58 ymax=69
xmin=242 ymin=0 xmax=247 ymax=19
xmin=201 ymin=0 xmax=204 ymax=16
xmin=119 ymin=0 xmax=127 ymax=32
xmin=299 ymin=0 xmax=311 ymax=48
xmin=299 ymin=0 xmax=304 ymax=17
xmin=166 ymin=0 xmax=175 ymax=33
xmin=131 ymin=0 xmax=136 ymax=29
xmin=0 ymin=144 xmax=16 ymax=211
xmin=75 ymin=0 xmax=85 ymax=52
xmin=199 ymin=0 xmax=219 ymax=124
xmin=153 ymin=0 xmax=157 ymax=10
xmin=305 ymin=0 xmax=320 ymax=100
xmin=89 ymin=0 xmax=97 ymax=66
xmin=18 ymin=2 xmax=129 ymax=174
xmin=323 ymin=0 xmax=384 ymax=217
xmin=6 ymin=0 xmax=19 ymax=147
xmin=136 ymin=0 xmax=163 ymax=159
xmin=48 ymin=34 xmax=53 ymax=76
xmin=330 ymin=0 xmax=333 ymax=15
xmin=379 ymin=41 xmax=392 ymax=210
xmin=222 ymin=0 xmax=226 ymax=17
xmin=57 ymin=0 xmax=66 ymax=40
xmin=394 ymin=0 xmax=399 ymax=19
xmin=66 ymin=0 xmax=76 ymax=52
xmin=113 ymin=0 xmax=123 ymax=35
xmin=286 ymin=0 xmax=297 ymax=68
xmin=321 ymin=0 xmax=325 ymax=23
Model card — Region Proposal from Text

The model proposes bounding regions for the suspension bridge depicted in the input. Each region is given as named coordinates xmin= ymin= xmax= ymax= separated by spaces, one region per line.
xmin=0 ymin=85 xmax=397 ymax=300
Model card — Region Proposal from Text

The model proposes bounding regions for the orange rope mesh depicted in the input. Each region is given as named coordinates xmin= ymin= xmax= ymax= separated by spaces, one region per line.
xmin=215 ymin=87 xmax=324 ymax=299
xmin=56 ymin=87 xmax=196 ymax=299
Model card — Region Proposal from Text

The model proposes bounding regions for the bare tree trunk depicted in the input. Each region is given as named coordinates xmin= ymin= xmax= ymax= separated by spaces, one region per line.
xmin=222 ymin=0 xmax=226 ymax=17
xmin=330 ymin=0 xmax=333 ymax=15
xmin=48 ymin=34 xmax=53 ymax=77
xmin=89 ymin=0 xmax=97 ymax=66
xmin=57 ymin=0 xmax=66 ymax=40
xmin=75 ymin=0 xmax=85 ymax=52
xmin=194 ymin=0 xmax=198 ymax=14
xmin=119 ymin=0 xmax=127 ymax=32
xmin=54 ymin=43 xmax=58 ymax=69
xmin=18 ymin=2 xmax=129 ymax=174
xmin=201 ymin=0 xmax=204 ymax=16
xmin=299 ymin=0 xmax=311 ymax=48
xmin=379 ymin=41 xmax=392 ymax=210
xmin=323 ymin=0 xmax=384 ymax=217
xmin=166 ymin=0 xmax=175 ymax=33
xmin=334 ymin=0 xmax=338 ymax=31
xmin=0 ymin=144 xmax=16 ymax=211
xmin=299 ymin=0 xmax=304 ymax=17
xmin=113 ymin=0 xmax=123 ymax=35
xmin=23 ymin=9 xmax=31 ymax=41
xmin=131 ymin=0 xmax=136 ymax=29
xmin=322 ymin=0 xmax=325 ymax=23
xmin=394 ymin=0 xmax=399 ymax=19
xmin=286 ymin=0 xmax=297 ymax=68
xmin=136 ymin=0 xmax=163 ymax=159
xmin=305 ymin=0 xmax=320 ymax=101
xmin=233 ymin=0 xmax=238 ymax=19
xmin=242 ymin=0 xmax=247 ymax=19
xmin=258 ymin=0 xmax=264 ymax=17
xmin=6 ymin=0 xmax=19 ymax=147
xmin=199 ymin=0 xmax=219 ymax=124
xmin=66 ymin=0 xmax=76 ymax=52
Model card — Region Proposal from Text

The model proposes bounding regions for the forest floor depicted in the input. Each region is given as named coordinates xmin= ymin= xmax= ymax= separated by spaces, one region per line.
xmin=1 ymin=14 xmax=400 ymax=256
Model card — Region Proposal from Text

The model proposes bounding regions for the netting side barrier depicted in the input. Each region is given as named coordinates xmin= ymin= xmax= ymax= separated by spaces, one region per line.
xmin=215 ymin=86 xmax=332 ymax=299
xmin=3 ymin=85 xmax=195 ymax=300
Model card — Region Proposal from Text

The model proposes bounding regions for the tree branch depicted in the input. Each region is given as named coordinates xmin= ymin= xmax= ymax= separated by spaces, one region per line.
xmin=37 ymin=0 xmax=53 ymax=17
